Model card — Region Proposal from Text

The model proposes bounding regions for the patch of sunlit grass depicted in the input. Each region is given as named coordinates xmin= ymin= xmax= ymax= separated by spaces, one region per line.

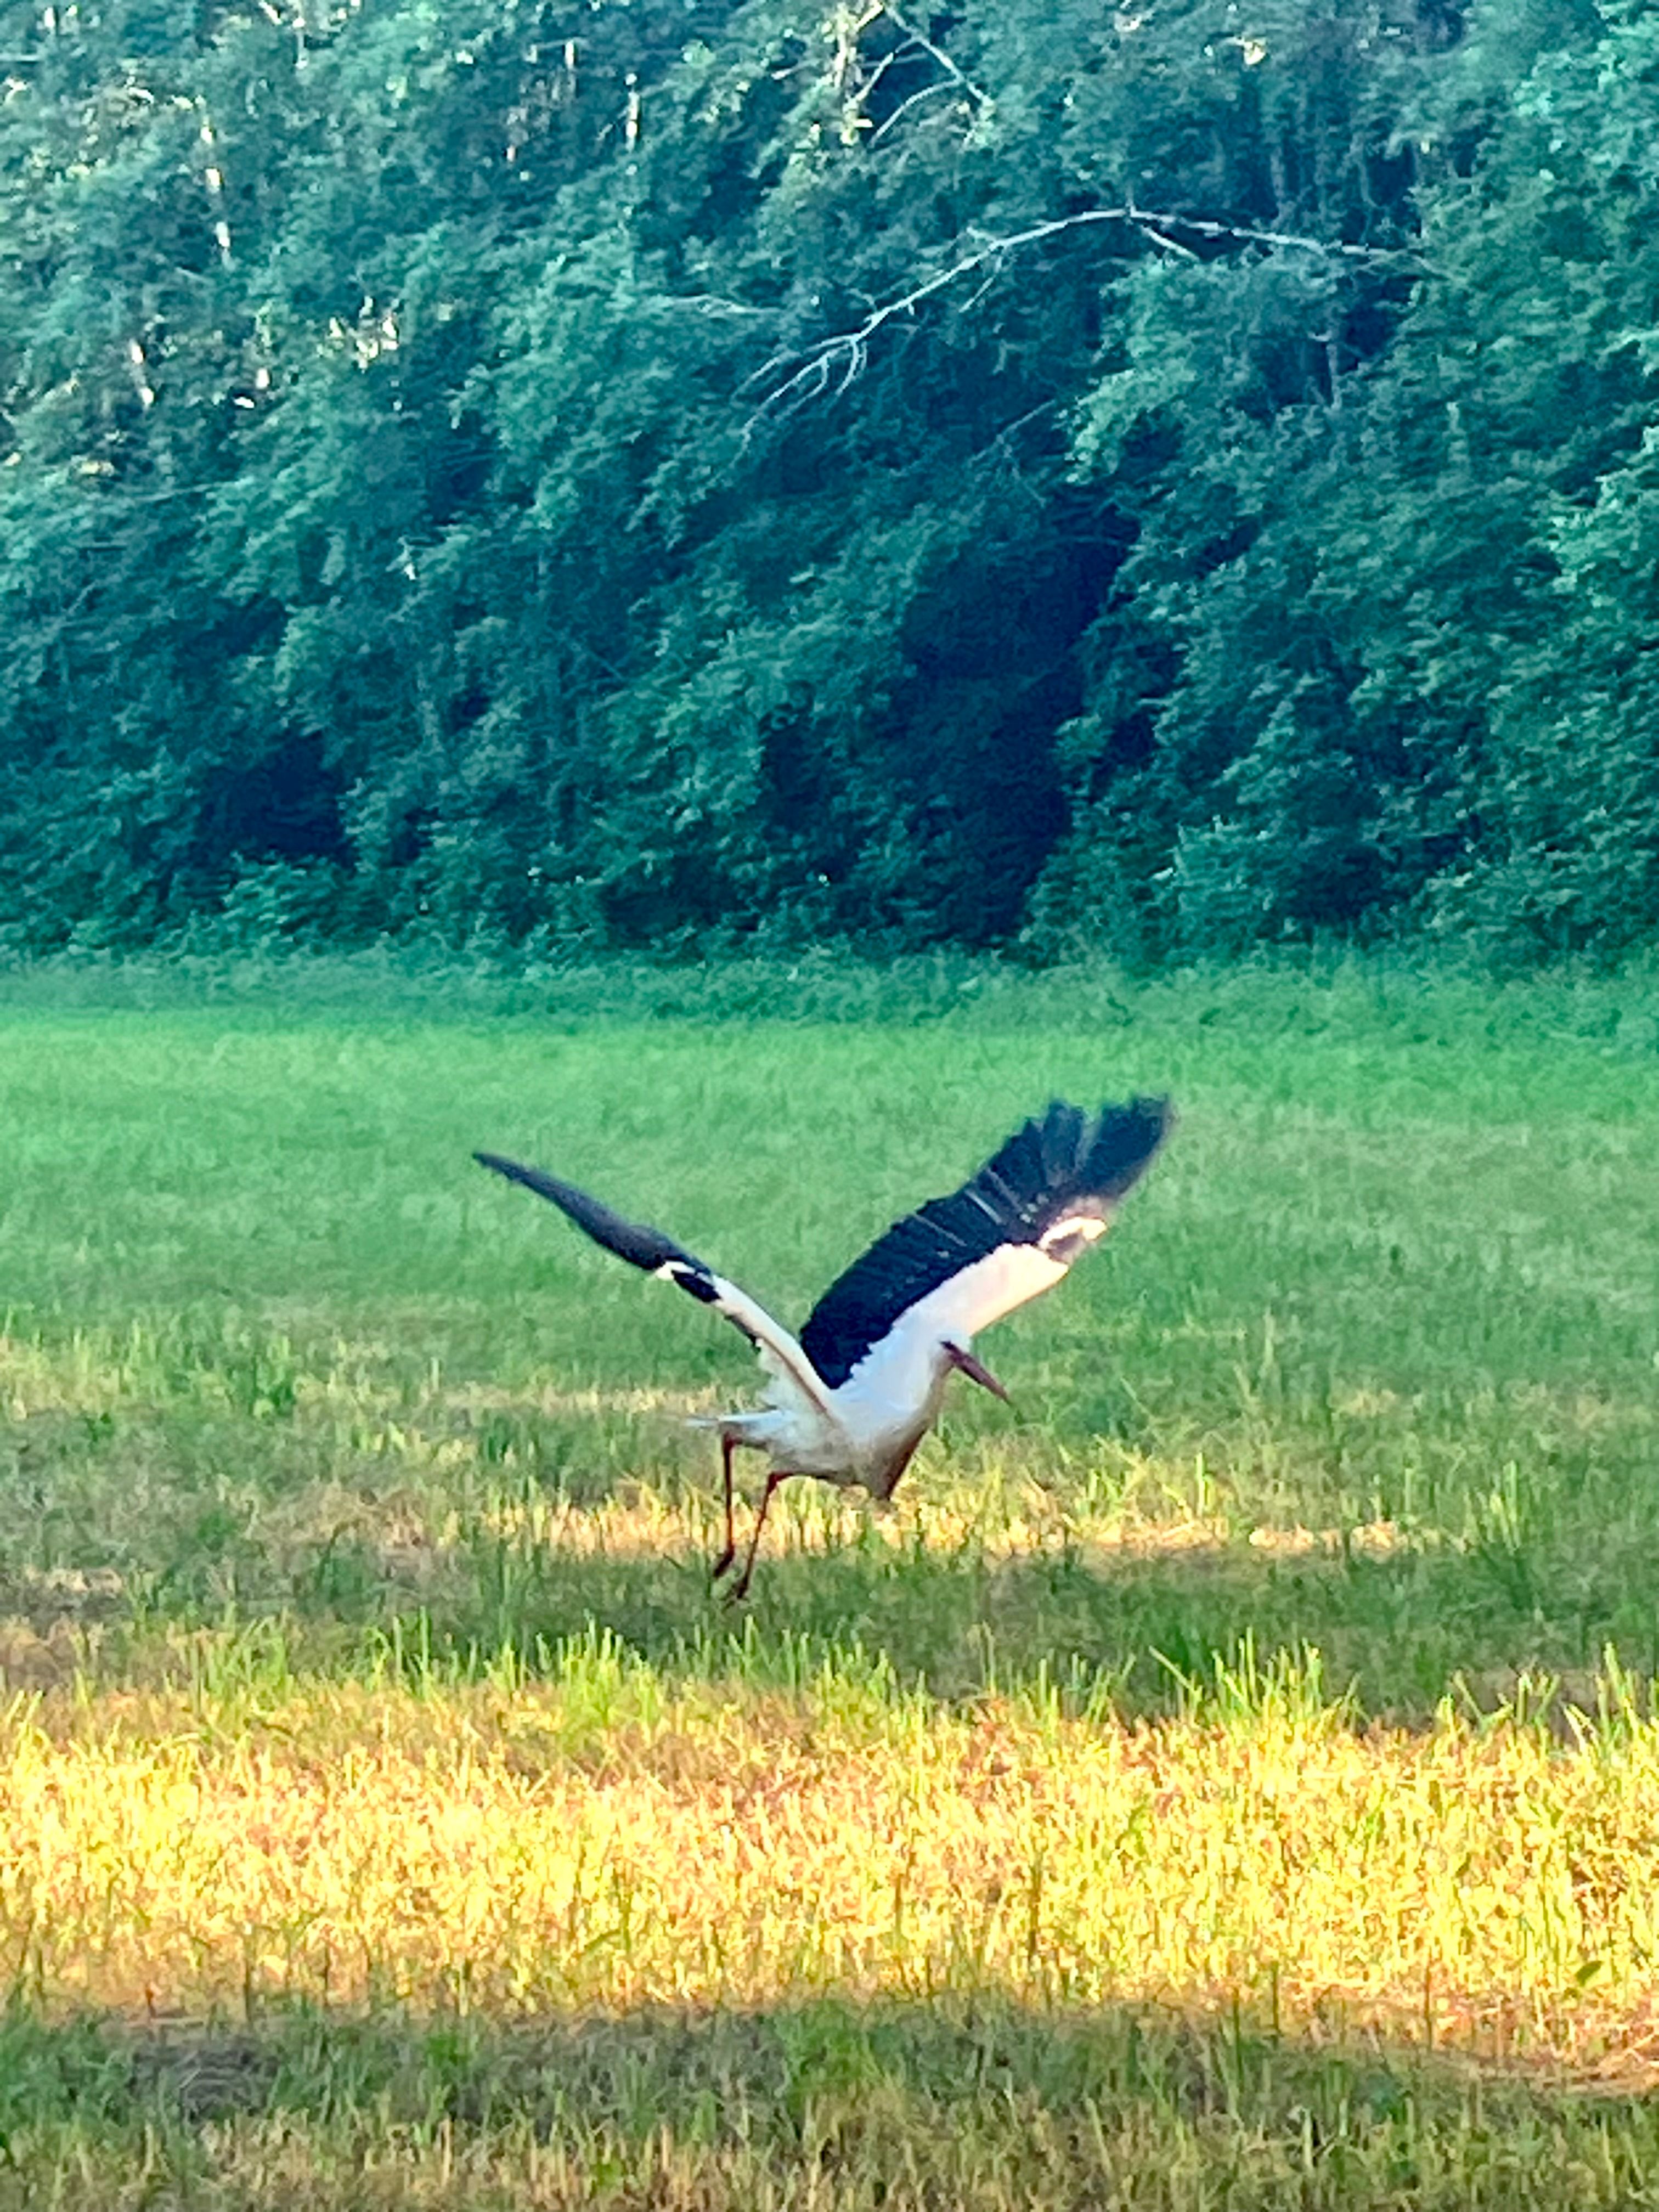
xmin=5 ymin=1645 xmax=1659 ymax=2082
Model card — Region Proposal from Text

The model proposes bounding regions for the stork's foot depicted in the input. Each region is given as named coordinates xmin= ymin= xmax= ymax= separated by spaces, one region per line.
xmin=710 ymin=1543 xmax=736 ymax=1582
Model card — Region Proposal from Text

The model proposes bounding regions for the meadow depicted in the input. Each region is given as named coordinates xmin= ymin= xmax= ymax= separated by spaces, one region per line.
xmin=1 ymin=952 xmax=1657 ymax=2207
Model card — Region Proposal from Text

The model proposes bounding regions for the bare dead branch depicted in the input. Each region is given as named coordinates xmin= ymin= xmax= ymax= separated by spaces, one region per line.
xmin=742 ymin=204 xmax=1425 ymax=428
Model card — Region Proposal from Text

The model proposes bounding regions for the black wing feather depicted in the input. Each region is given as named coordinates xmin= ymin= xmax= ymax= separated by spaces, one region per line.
xmin=473 ymin=1152 xmax=723 ymax=1308
xmin=798 ymin=1097 xmax=1171 ymax=1389
xmin=1040 ymin=1101 xmax=1087 ymax=1187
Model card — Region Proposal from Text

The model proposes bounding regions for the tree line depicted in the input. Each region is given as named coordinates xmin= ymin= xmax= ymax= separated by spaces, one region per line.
xmin=2 ymin=0 xmax=1654 ymax=962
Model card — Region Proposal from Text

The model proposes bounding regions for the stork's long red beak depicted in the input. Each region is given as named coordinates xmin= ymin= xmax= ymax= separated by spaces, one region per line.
xmin=945 ymin=1341 xmax=1011 ymax=1402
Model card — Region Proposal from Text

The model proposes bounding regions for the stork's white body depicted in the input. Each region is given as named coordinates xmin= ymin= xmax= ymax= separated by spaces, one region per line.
xmin=688 ymin=1238 xmax=1081 ymax=1496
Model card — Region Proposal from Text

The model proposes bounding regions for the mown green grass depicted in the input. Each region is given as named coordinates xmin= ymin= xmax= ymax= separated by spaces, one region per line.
xmin=2 ymin=952 xmax=1658 ymax=2205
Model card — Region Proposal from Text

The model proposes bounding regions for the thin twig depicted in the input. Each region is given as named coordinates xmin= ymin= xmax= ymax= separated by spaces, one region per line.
xmin=868 ymin=78 xmax=954 ymax=146
xmin=1135 ymin=224 xmax=1201 ymax=259
xmin=851 ymin=38 xmax=912 ymax=114
xmin=878 ymin=4 xmax=989 ymax=106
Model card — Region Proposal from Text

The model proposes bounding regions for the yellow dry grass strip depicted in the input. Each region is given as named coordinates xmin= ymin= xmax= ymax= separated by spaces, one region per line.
xmin=474 ymin=1491 xmax=1172 ymax=1570
xmin=471 ymin=1490 xmax=1437 ymax=1570
xmin=4 ymin=1677 xmax=1659 ymax=2074
xmin=448 ymin=1380 xmax=722 ymax=1420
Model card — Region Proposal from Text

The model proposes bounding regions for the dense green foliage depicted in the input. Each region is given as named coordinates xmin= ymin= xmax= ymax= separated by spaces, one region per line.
xmin=2 ymin=0 xmax=1654 ymax=958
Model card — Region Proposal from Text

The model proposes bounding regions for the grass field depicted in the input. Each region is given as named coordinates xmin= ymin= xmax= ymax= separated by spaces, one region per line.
xmin=2 ymin=952 xmax=1658 ymax=2207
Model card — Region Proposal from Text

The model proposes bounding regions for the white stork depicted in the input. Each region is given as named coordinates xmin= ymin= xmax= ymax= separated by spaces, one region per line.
xmin=475 ymin=1096 xmax=1171 ymax=1596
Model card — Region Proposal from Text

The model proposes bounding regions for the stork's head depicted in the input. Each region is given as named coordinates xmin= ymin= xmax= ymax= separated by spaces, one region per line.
xmin=942 ymin=1340 xmax=1010 ymax=1402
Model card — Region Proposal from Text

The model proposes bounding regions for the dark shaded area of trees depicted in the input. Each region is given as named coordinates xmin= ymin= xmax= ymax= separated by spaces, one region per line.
xmin=2 ymin=0 xmax=1656 ymax=962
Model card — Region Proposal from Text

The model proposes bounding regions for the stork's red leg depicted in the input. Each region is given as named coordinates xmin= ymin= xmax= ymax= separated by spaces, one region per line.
xmin=727 ymin=1469 xmax=792 ymax=1602
xmin=711 ymin=1434 xmax=738 ymax=1580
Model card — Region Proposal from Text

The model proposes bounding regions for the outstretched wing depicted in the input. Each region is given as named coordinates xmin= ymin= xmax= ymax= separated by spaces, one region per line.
xmin=798 ymin=1097 xmax=1172 ymax=1391
xmin=473 ymin=1153 xmax=833 ymax=1417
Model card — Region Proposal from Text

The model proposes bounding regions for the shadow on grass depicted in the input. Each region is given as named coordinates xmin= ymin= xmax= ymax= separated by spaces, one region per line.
xmin=3 ymin=1991 xmax=1657 ymax=2209
xmin=6 ymin=1500 xmax=1650 ymax=1728
xmin=7 ymin=1278 xmax=1658 ymax=1724
xmin=266 ymin=1441 xmax=1659 ymax=1723
xmin=4 ymin=1372 xmax=1654 ymax=1721
xmin=493 ymin=1526 xmax=1628 ymax=1723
